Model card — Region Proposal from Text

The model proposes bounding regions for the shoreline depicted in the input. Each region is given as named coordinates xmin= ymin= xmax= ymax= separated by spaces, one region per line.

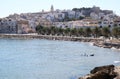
xmin=0 ymin=34 xmax=119 ymax=50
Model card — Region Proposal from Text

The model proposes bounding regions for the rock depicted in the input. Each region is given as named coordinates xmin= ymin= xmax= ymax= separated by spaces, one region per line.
xmin=90 ymin=65 xmax=114 ymax=74
xmin=79 ymin=65 xmax=117 ymax=79
xmin=114 ymin=66 xmax=120 ymax=79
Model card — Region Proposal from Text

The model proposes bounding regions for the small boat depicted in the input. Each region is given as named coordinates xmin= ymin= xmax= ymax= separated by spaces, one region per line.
xmin=90 ymin=54 xmax=94 ymax=56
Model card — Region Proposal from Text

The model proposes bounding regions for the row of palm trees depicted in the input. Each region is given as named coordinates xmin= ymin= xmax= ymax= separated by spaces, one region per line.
xmin=36 ymin=25 xmax=120 ymax=38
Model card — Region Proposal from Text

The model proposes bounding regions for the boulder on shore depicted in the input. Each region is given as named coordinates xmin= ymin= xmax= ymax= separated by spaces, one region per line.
xmin=79 ymin=65 xmax=117 ymax=79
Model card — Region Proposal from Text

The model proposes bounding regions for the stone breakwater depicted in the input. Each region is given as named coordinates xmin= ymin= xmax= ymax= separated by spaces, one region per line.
xmin=0 ymin=34 xmax=103 ymax=42
xmin=79 ymin=65 xmax=119 ymax=79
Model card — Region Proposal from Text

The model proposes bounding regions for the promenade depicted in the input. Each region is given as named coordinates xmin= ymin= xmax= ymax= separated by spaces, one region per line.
xmin=0 ymin=34 xmax=119 ymax=49
xmin=0 ymin=34 xmax=103 ymax=42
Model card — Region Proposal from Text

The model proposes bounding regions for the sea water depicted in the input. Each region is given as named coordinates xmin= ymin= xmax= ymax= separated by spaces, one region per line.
xmin=0 ymin=38 xmax=120 ymax=79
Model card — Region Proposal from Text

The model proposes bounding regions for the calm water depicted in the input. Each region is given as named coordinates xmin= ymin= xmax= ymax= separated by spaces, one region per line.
xmin=0 ymin=39 xmax=120 ymax=79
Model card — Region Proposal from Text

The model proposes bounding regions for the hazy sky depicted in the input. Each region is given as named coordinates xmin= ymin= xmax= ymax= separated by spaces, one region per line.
xmin=0 ymin=0 xmax=119 ymax=18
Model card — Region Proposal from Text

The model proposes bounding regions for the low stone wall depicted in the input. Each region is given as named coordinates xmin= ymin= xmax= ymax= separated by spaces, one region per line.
xmin=0 ymin=34 xmax=103 ymax=42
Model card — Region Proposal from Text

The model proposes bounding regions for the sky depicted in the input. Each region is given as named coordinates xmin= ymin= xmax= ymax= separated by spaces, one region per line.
xmin=0 ymin=0 xmax=120 ymax=18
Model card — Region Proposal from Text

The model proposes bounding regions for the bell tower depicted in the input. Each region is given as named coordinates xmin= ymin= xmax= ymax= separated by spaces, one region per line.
xmin=51 ymin=5 xmax=54 ymax=12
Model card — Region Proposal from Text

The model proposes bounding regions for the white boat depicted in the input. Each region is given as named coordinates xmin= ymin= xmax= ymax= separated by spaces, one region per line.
xmin=114 ymin=61 xmax=120 ymax=63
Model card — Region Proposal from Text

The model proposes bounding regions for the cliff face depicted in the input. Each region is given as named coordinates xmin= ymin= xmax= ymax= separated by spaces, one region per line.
xmin=79 ymin=65 xmax=117 ymax=79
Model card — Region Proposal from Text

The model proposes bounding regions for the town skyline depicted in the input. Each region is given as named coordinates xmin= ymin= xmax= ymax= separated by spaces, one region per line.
xmin=0 ymin=0 xmax=120 ymax=18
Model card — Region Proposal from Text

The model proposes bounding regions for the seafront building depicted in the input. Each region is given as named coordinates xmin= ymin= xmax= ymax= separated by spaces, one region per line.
xmin=0 ymin=18 xmax=17 ymax=33
xmin=53 ymin=19 xmax=99 ymax=29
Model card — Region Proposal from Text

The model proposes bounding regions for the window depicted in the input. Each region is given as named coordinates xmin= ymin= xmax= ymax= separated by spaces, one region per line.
xmin=100 ymin=26 xmax=102 ymax=28
xmin=108 ymin=25 xmax=111 ymax=27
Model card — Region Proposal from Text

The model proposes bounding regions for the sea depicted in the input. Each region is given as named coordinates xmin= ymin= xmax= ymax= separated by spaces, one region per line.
xmin=0 ymin=38 xmax=120 ymax=79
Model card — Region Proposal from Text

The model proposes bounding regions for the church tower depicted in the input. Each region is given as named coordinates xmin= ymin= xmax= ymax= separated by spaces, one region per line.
xmin=51 ymin=5 xmax=54 ymax=12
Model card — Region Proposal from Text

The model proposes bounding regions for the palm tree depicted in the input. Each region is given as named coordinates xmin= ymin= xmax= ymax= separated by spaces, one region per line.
xmin=46 ymin=27 xmax=51 ymax=35
xmin=70 ymin=28 xmax=77 ymax=36
xmin=78 ymin=28 xmax=84 ymax=37
xmin=112 ymin=27 xmax=120 ymax=38
xmin=84 ymin=27 xmax=92 ymax=37
xmin=57 ymin=27 xmax=64 ymax=36
xmin=43 ymin=27 xmax=52 ymax=35
xmin=92 ymin=27 xmax=101 ymax=38
xmin=50 ymin=26 xmax=56 ymax=35
xmin=102 ymin=27 xmax=111 ymax=38
xmin=42 ymin=27 xmax=47 ymax=35
xmin=64 ymin=28 xmax=70 ymax=36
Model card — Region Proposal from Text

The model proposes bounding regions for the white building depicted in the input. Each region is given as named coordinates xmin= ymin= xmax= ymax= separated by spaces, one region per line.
xmin=67 ymin=10 xmax=76 ymax=19
xmin=90 ymin=12 xmax=99 ymax=20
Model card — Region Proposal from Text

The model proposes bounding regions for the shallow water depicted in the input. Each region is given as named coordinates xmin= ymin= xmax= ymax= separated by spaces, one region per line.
xmin=0 ymin=38 xmax=120 ymax=79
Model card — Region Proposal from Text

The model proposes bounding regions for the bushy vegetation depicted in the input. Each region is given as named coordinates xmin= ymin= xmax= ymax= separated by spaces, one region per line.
xmin=36 ymin=25 xmax=120 ymax=39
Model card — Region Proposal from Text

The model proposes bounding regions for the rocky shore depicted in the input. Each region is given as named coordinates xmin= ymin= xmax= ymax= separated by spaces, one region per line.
xmin=0 ymin=34 xmax=120 ymax=49
xmin=79 ymin=65 xmax=120 ymax=79
xmin=93 ymin=40 xmax=120 ymax=49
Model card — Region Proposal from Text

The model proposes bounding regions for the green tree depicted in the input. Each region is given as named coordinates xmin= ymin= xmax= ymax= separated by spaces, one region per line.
xmin=63 ymin=28 xmax=70 ymax=36
xmin=102 ymin=27 xmax=111 ymax=38
xmin=112 ymin=27 xmax=120 ymax=38
xmin=84 ymin=27 xmax=92 ymax=37
xmin=78 ymin=28 xmax=84 ymax=36
xmin=79 ymin=16 xmax=84 ymax=20
xmin=50 ymin=26 xmax=56 ymax=35
xmin=70 ymin=28 xmax=76 ymax=36
xmin=36 ymin=25 xmax=44 ymax=34
xmin=43 ymin=27 xmax=51 ymax=35
xmin=92 ymin=27 xmax=101 ymax=38
xmin=58 ymin=27 xmax=64 ymax=35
